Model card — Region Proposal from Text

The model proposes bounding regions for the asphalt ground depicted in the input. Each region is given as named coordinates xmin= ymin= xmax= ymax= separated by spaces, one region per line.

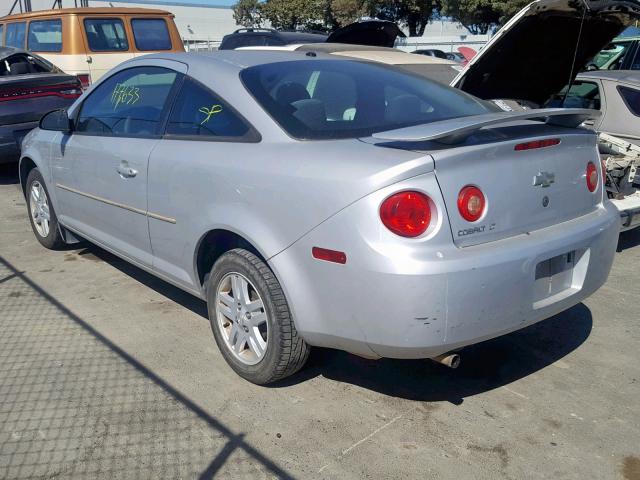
xmin=0 ymin=163 xmax=639 ymax=480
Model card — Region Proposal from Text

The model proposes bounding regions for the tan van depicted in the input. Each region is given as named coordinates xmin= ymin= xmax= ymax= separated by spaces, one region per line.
xmin=0 ymin=7 xmax=184 ymax=87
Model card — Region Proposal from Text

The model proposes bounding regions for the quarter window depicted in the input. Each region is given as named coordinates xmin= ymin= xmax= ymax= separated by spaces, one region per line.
xmin=28 ymin=19 xmax=62 ymax=52
xmin=131 ymin=18 xmax=171 ymax=51
xmin=618 ymin=85 xmax=640 ymax=117
xmin=84 ymin=18 xmax=128 ymax=52
xmin=5 ymin=22 xmax=26 ymax=48
xmin=166 ymin=78 xmax=250 ymax=138
xmin=76 ymin=66 xmax=177 ymax=137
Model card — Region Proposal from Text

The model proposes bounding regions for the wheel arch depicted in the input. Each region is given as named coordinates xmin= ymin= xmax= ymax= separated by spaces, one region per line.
xmin=194 ymin=228 xmax=268 ymax=287
xmin=18 ymin=156 xmax=38 ymax=198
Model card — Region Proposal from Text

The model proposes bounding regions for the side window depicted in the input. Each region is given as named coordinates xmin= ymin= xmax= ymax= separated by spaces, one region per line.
xmin=84 ymin=18 xmax=128 ymax=52
xmin=0 ymin=25 xmax=4 ymax=46
xmin=554 ymin=81 xmax=601 ymax=110
xmin=131 ymin=18 xmax=171 ymax=51
xmin=618 ymin=86 xmax=640 ymax=117
xmin=5 ymin=22 xmax=26 ymax=48
xmin=628 ymin=43 xmax=640 ymax=70
xmin=76 ymin=66 xmax=177 ymax=137
xmin=166 ymin=78 xmax=251 ymax=138
xmin=28 ymin=19 xmax=62 ymax=52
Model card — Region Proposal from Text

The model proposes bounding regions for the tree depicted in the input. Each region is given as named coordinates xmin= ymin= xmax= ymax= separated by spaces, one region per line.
xmin=439 ymin=0 xmax=530 ymax=35
xmin=260 ymin=0 xmax=326 ymax=30
xmin=233 ymin=0 xmax=263 ymax=28
xmin=440 ymin=0 xmax=499 ymax=34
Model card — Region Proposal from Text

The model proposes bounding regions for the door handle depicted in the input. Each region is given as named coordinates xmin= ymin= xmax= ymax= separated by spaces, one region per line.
xmin=117 ymin=163 xmax=138 ymax=178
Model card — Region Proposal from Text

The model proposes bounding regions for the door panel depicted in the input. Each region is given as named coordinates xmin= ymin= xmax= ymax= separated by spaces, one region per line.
xmin=51 ymin=65 xmax=180 ymax=267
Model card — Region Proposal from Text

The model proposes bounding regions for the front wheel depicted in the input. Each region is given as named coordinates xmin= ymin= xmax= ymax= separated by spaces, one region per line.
xmin=206 ymin=249 xmax=310 ymax=384
xmin=26 ymin=168 xmax=66 ymax=249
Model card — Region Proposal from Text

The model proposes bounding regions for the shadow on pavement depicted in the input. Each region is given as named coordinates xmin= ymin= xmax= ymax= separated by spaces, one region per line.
xmin=0 ymin=163 xmax=19 ymax=186
xmin=617 ymin=227 xmax=640 ymax=251
xmin=287 ymin=303 xmax=592 ymax=404
xmin=0 ymin=255 xmax=294 ymax=480
xmin=70 ymin=243 xmax=592 ymax=406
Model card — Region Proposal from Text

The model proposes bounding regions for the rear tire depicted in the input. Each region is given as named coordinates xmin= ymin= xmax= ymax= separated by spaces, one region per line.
xmin=206 ymin=248 xmax=310 ymax=384
xmin=26 ymin=168 xmax=66 ymax=250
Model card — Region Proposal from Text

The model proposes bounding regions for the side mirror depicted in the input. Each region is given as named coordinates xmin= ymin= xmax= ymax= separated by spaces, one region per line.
xmin=39 ymin=109 xmax=73 ymax=133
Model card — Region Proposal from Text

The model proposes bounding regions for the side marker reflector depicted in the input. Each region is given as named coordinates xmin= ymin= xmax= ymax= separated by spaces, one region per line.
xmin=312 ymin=247 xmax=347 ymax=264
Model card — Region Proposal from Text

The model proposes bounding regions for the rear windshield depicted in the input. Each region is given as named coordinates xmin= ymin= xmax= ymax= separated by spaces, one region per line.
xmin=241 ymin=59 xmax=490 ymax=140
xmin=28 ymin=19 xmax=62 ymax=52
xmin=84 ymin=18 xmax=128 ymax=52
xmin=131 ymin=18 xmax=171 ymax=51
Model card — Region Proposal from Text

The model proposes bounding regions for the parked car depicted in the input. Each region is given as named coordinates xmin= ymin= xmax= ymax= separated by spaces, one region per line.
xmin=238 ymin=43 xmax=462 ymax=85
xmin=0 ymin=46 xmax=82 ymax=163
xmin=19 ymin=51 xmax=618 ymax=384
xmin=588 ymin=35 xmax=640 ymax=71
xmin=446 ymin=51 xmax=465 ymax=62
xmin=452 ymin=0 xmax=640 ymax=230
xmin=219 ymin=28 xmax=327 ymax=50
xmin=220 ymin=20 xmax=405 ymax=50
xmin=0 ymin=7 xmax=184 ymax=88
xmin=412 ymin=49 xmax=448 ymax=59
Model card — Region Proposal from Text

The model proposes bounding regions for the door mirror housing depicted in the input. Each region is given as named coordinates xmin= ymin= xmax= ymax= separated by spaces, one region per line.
xmin=39 ymin=109 xmax=73 ymax=133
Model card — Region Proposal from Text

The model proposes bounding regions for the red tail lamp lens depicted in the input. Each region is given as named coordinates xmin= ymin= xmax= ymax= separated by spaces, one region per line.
xmin=312 ymin=247 xmax=347 ymax=264
xmin=586 ymin=162 xmax=598 ymax=192
xmin=514 ymin=138 xmax=561 ymax=151
xmin=457 ymin=185 xmax=486 ymax=222
xmin=380 ymin=191 xmax=432 ymax=238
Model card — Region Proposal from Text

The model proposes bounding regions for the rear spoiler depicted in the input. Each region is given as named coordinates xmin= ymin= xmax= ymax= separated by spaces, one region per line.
xmin=372 ymin=108 xmax=600 ymax=144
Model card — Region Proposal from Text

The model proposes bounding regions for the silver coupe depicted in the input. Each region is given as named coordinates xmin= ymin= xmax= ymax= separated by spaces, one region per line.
xmin=19 ymin=51 xmax=620 ymax=384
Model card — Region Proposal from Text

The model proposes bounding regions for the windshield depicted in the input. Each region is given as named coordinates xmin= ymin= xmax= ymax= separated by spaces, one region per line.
xmin=590 ymin=40 xmax=631 ymax=69
xmin=241 ymin=59 xmax=490 ymax=140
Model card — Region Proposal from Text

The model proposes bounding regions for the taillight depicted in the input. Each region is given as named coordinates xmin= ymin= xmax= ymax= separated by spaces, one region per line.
xmin=586 ymin=162 xmax=598 ymax=192
xmin=457 ymin=185 xmax=485 ymax=222
xmin=77 ymin=74 xmax=91 ymax=90
xmin=380 ymin=191 xmax=432 ymax=238
xmin=0 ymin=84 xmax=82 ymax=102
xmin=514 ymin=138 xmax=560 ymax=151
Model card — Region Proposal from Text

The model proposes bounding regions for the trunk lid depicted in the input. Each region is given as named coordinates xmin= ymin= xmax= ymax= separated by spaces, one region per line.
xmin=432 ymin=126 xmax=602 ymax=247
xmin=452 ymin=0 xmax=640 ymax=106
xmin=327 ymin=20 xmax=406 ymax=48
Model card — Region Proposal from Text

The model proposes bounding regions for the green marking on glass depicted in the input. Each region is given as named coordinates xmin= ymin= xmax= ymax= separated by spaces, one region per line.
xmin=198 ymin=104 xmax=223 ymax=124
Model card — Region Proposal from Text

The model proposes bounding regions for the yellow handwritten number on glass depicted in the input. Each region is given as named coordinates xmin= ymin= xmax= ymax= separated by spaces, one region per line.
xmin=199 ymin=105 xmax=223 ymax=125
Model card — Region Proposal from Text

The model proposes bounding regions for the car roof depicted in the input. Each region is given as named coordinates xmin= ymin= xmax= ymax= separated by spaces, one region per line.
xmin=142 ymin=50 xmax=341 ymax=72
xmin=0 ymin=46 xmax=30 ymax=60
xmin=577 ymin=70 xmax=640 ymax=84
xmin=0 ymin=7 xmax=174 ymax=21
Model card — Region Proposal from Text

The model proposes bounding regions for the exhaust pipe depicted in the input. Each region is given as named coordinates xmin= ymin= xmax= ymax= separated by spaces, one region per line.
xmin=431 ymin=353 xmax=461 ymax=369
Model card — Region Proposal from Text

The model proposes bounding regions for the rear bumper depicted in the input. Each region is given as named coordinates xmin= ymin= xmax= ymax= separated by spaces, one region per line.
xmin=612 ymin=192 xmax=640 ymax=231
xmin=0 ymin=122 xmax=38 ymax=164
xmin=270 ymin=184 xmax=619 ymax=359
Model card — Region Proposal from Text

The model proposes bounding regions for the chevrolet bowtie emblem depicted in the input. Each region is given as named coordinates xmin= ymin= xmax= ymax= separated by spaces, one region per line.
xmin=533 ymin=171 xmax=555 ymax=188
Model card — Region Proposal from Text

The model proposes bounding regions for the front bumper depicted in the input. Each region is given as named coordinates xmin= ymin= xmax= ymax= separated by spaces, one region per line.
xmin=269 ymin=177 xmax=619 ymax=360
xmin=612 ymin=192 xmax=640 ymax=231
xmin=0 ymin=122 xmax=38 ymax=164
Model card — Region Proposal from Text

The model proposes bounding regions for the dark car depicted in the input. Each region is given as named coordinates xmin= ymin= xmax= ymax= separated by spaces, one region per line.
xmin=0 ymin=47 xmax=82 ymax=163
xmin=412 ymin=49 xmax=448 ymax=59
xmin=219 ymin=28 xmax=327 ymax=50
xmin=219 ymin=20 xmax=406 ymax=50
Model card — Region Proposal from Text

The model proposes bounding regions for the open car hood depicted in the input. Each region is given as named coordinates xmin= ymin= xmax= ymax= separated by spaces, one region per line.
xmin=327 ymin=20 xmax=406 ymax=48
xmin=453 ymin=0 xmax=640 ymax=106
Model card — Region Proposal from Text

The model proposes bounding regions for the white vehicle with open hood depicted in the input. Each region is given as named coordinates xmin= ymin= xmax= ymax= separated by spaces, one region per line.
xmin=452 ymin=0 xmax=640 ymax=231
